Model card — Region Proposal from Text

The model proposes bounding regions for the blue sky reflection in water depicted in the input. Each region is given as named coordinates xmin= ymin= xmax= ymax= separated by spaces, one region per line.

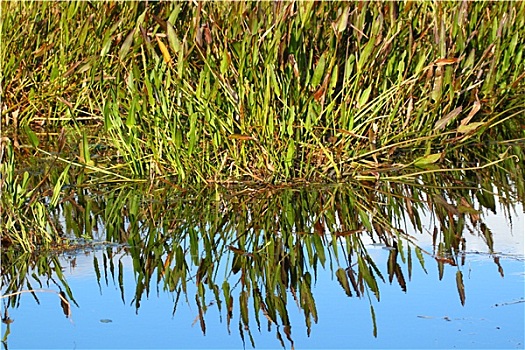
xmin=2 ymin=205 xmax=524 ymax=349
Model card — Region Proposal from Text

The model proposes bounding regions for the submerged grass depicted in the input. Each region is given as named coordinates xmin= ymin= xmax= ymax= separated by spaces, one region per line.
xmin=1 ymin=1 xmax=524 ymax=251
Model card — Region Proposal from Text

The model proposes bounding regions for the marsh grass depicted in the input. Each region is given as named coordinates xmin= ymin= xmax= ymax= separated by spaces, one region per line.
xmin=2 ymin=2 xmax=524 ymax=182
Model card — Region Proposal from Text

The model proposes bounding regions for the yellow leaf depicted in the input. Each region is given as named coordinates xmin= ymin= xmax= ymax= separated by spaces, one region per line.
xmin=228 ymin=134 xmax=254 ymax=141
xmin=155 ymin=36 xmax=172 ymax=67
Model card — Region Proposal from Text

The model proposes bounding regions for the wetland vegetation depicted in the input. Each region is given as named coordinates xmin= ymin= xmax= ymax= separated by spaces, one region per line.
xmin=1 ymin=1 xmax=524 ymax=348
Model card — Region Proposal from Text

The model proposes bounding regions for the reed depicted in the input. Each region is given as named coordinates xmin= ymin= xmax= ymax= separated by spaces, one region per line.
xmin=2 ymin=1 xmax=523 ymax=184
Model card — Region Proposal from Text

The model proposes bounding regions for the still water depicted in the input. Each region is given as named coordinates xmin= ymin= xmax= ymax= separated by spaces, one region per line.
xmin=2 ymin=199 xmax=523 ymax=349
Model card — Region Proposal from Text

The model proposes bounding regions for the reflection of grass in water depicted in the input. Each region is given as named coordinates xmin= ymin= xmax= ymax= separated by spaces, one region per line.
xmin=2 ymin=176 xmax=523 ymax=345
xmin=1 ymin=289 xmax=72 ymax=318
xmin=0 ymin=250 xmax=78 ymax=342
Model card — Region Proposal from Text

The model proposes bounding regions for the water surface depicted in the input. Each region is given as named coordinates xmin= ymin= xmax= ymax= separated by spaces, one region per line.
xmin=2 ymin=198 xmax=523 ymax=349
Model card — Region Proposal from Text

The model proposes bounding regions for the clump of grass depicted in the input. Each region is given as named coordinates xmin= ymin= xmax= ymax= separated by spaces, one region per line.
xmin=2 ymin=1 xmax=524 ymax=184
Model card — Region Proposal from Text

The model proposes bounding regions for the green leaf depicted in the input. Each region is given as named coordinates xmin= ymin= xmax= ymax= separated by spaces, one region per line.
xmin=100 ymin=36 xmax=113 ymax=57
xmin=358 ymin=209 xmax=372 ymax=232
xmin=415 ymin=50 xmax=429 ymax=74
xmin=119 ymin=29 xmax=135 ymax=60
xmin=24 ymin=125 xmax=39 ymax=148
xmin=21 ymin=171 xmax=30 ymax=190
xmin=344 ymin=54 xmax=355 ymax=82
xmin=370 ymin=304 xmax=377 ymax=337
xmin=118 ymin=260 xmax=125 ymax=302
xmin=414 ymin=153 xmax=441 ymax=167
xmin=93 ymin=256 xmax=101 ymax=285
xmin=358 ymin=255 xmax=380 ymax=301
xmin=457 ymin=204 xmax=481 ymax=215
xmin=397 ymin=239 xmax=405 ymax=263
xmin=311 ymin=53 xmax=326 ymax=87
xmin=79 ymin=132 xmax=93 ymax=166
xmin=358 ymin=39 xmax=375 ymax=72
xmin=185 ymin=227 xmax=197 ymax=261
xmin=286 ymin=139 xmax=295 ymax=165
xmin=407 ymin=245 xmax=412 ymax=280
xmin=476 ymin=184 xmax=496 ymax=213
xmin=166 ymin=21 xmax=180 ymax=54
xmin=222 ymin=281 xmax=231 ymax=303
xmin=457 ymin=122 xmax=485 ymax=134
xmin=335 ymin=7 xmax=350 ymax=33
xmin=414 ymin=247 xmax=428 ymax=273
xmin=313 ymin=234 xmax=326 ymax=266
xmin=220 ymin=49 xmax=230 ymax=75
xmin=358 ymin=86 xmax=372 ymax=108
xmin=240 ymin=290 xmax=249 ymax=326
xmin=329 ymin=64 xmax=339 ymax=93
xmin=50 ymin=164 xmax=71 ymax=208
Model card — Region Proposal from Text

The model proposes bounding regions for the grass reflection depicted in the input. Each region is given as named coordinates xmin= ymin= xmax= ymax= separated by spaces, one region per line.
xmin=2 ymin=161 xmax=523 ymax=345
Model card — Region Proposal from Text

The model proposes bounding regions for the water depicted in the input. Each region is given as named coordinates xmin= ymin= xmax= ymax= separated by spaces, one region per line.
xmin=2 ymin=202 xmax=523 ymax=349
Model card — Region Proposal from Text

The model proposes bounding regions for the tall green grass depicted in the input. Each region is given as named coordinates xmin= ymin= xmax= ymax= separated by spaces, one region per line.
xmin=2 ymin=1 xmax=524 ymax=184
